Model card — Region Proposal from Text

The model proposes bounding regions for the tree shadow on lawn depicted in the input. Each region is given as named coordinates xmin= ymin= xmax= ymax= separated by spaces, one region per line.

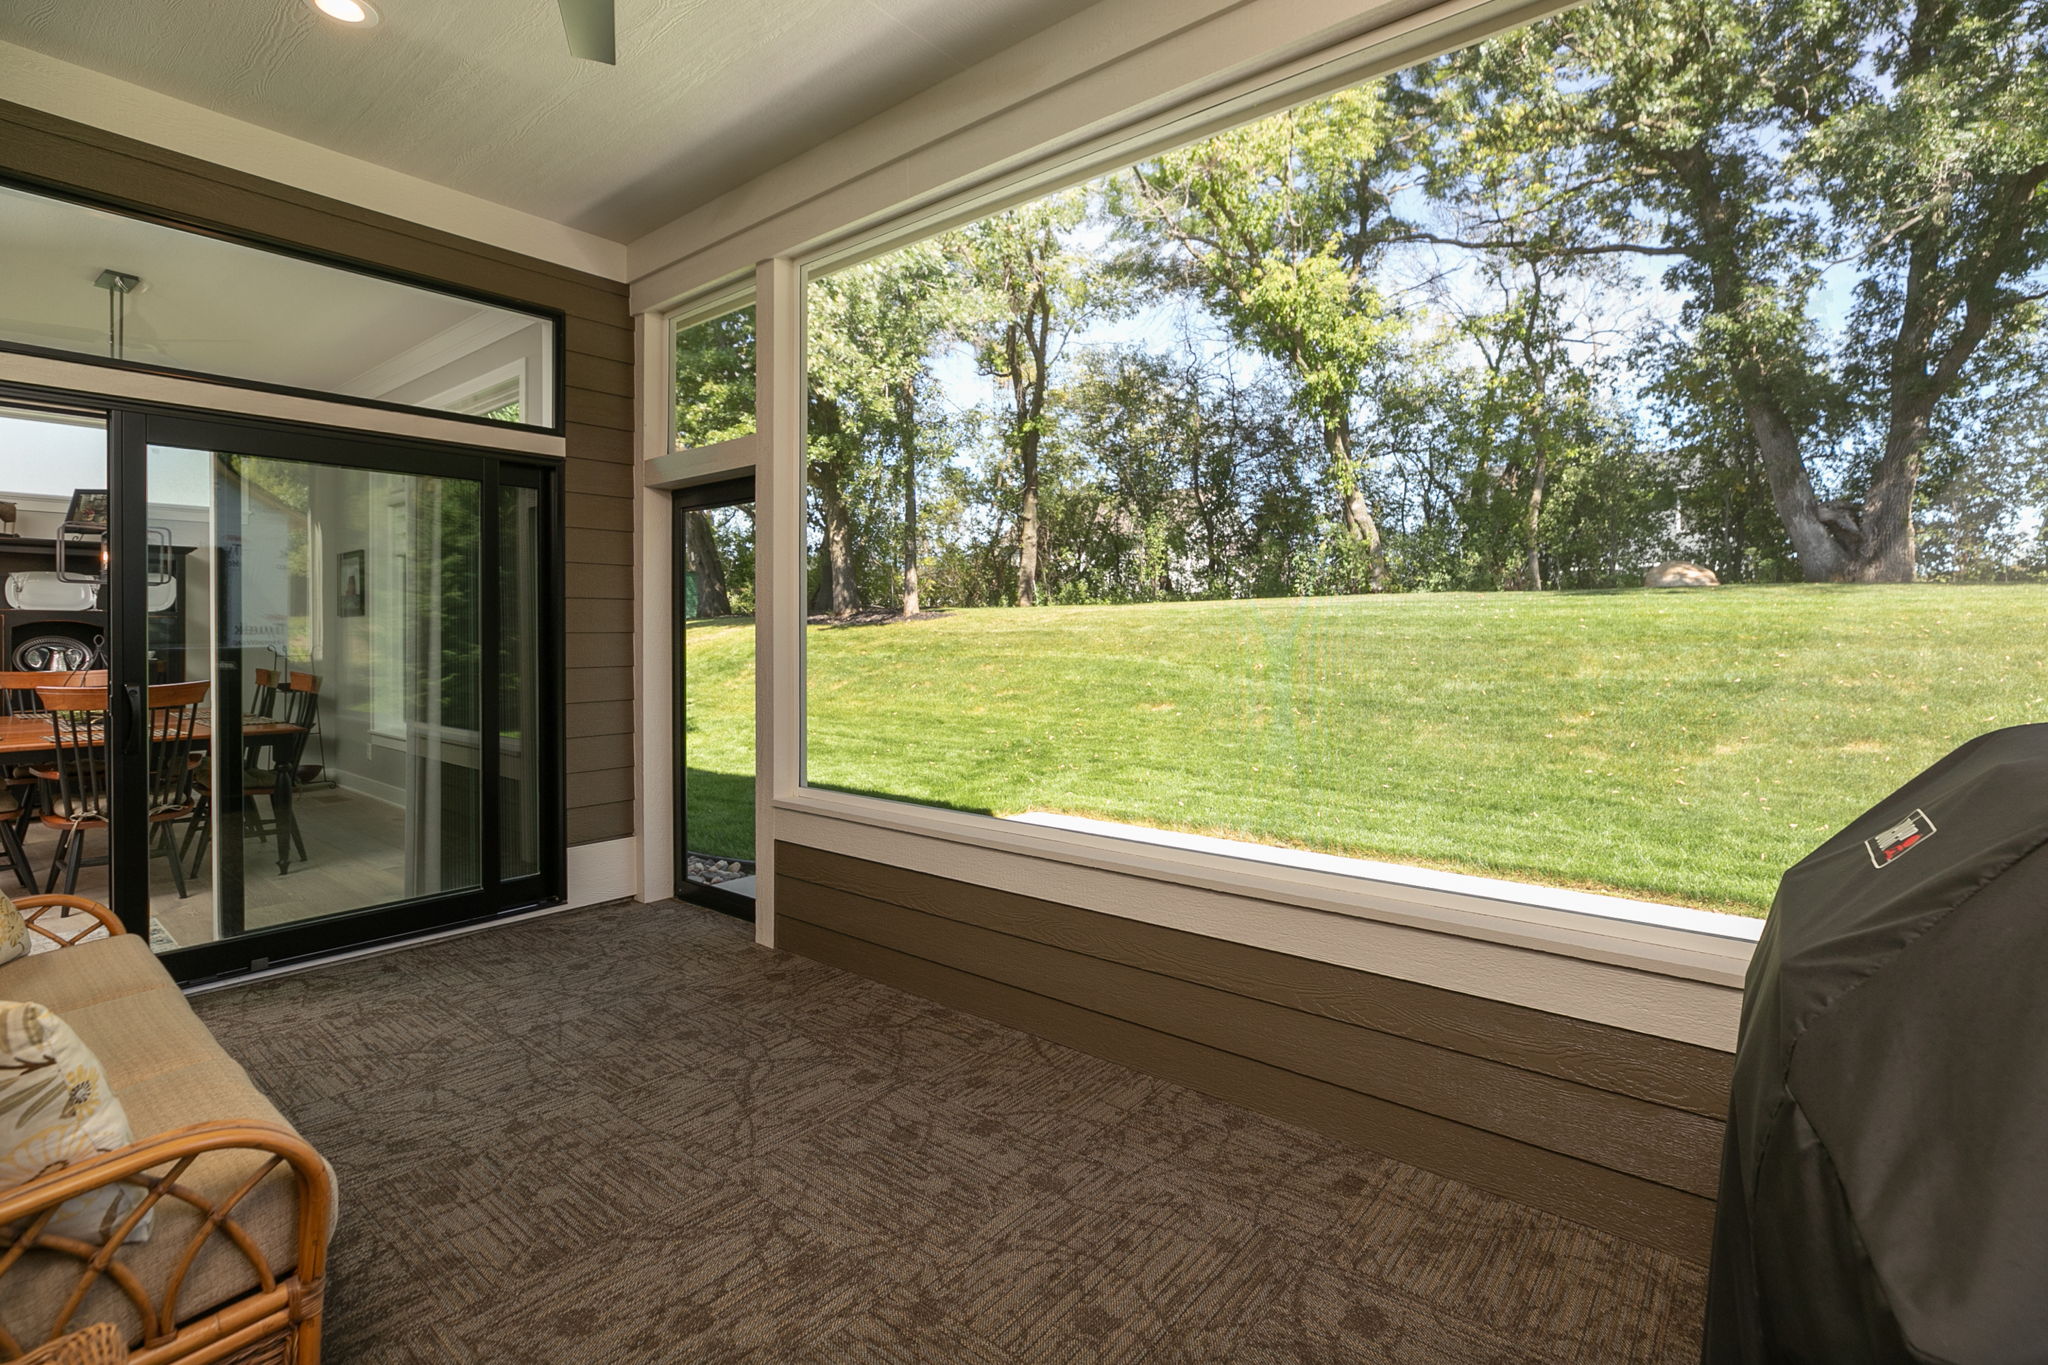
xmin=807 ymin=608 xmax=953 ymax=629
xmin=804 ymin=779 xmax=994 ymax=819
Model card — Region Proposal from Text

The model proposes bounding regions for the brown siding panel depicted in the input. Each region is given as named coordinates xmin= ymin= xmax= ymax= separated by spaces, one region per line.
xmin=0 ymin=100 xmax=638 ymax=852
xmin=777 ymin=842 xmax=1726 ymax=1262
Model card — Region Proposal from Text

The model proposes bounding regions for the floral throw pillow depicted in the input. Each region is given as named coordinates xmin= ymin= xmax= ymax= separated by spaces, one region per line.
xmin=0 ymin=1001 xmax=151 ymax=1244
xmin=0 ymin=892 xmax=27 ymax=967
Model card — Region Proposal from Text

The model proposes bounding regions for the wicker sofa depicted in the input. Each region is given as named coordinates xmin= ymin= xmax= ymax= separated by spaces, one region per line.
xmin=0 ymin=897 xmax=334 ymax=1364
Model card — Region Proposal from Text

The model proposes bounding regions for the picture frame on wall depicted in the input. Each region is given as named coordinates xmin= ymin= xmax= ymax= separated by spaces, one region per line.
xmin=338 ymin=549 xmax=366 ymax=618
xmin=65 ymin=488 xmax=110 ymax=529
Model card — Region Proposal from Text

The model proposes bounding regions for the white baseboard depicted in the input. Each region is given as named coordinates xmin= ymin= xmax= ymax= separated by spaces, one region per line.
xmin=568 ymin=836 xmax=638 ymax=907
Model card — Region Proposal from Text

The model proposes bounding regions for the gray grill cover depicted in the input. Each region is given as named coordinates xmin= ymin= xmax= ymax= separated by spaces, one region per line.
xmin=1705 ymin=725 xmax=2048 ymax=1363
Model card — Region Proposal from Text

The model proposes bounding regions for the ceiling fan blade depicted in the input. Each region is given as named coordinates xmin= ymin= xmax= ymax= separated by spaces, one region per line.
xmin=556 ymin=0 xmax=616 ymax=64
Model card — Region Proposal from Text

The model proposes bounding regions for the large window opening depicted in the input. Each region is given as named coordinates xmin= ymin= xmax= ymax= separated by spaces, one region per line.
xmin=797 ymin=0 xmax=2048 ymax=919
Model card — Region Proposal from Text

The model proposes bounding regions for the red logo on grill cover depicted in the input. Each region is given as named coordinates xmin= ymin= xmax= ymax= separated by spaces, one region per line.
xmin=1866 ymin=809 xmax=1936 ymax=869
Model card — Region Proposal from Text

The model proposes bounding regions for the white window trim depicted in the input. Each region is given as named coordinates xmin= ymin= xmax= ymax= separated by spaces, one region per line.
xmin=775 ymin=786 xmax=1757 ymax=988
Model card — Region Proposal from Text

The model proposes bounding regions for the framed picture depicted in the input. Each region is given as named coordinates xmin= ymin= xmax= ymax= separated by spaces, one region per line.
xmin=65 ymin=488 xmax=110 ymax=529
xmin=338 ymin=549 xmax=366 ymax=618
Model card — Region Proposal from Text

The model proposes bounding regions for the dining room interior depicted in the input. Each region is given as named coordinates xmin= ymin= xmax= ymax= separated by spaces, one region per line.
xmin=0 ymin=398 xmax=546 ymax=953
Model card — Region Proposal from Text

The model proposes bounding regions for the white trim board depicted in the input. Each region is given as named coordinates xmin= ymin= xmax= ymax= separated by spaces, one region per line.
xmin=0 ymin=353 xmax=565 ymax=458
xmin=0 ymin=40 xmax=627 ymax=281
xmin=572 ymin=835 xmax=639 ymax=908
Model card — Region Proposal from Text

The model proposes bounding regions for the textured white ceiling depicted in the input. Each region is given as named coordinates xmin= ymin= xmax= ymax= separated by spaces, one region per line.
xmin=0 ymin=0 xmax=1098 ymax=243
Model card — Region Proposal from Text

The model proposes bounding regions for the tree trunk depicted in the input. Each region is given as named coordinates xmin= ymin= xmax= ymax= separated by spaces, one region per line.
xmin=1325 ymin=419 xmax=1384 ymax=589
xmin=683 ymin=509 xmax=731 ymax=618
xmin=1018 ymin=440 xmax=1040 ymax=606
xmin=898 ymin=386 xmax=921 ymax=617
xmin=808 ymin=460 xmax=861 ymax=616
xmin=1524 ymin=448 xmax=1547 ymax=592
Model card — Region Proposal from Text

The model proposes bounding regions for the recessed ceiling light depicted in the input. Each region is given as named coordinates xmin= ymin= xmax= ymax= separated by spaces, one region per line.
xmin=309 ymin=0 xmax=378 ymax=25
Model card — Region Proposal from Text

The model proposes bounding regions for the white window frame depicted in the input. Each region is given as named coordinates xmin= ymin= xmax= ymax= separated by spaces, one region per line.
xmin=642 ymin=0 xmax=1767 ymax=1033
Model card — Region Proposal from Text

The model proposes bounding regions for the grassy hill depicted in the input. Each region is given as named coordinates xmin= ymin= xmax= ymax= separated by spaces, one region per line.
xmin=683 ymin=583 xmax=2048 ymax=916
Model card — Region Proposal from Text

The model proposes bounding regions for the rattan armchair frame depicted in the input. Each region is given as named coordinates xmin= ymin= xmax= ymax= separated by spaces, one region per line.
xmin=0 ymin=904 xmax=333 ymax=1364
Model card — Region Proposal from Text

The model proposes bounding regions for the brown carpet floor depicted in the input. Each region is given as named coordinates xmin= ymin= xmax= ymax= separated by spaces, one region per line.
xmin=192 ymin=901 xmax=1708 ymax=1363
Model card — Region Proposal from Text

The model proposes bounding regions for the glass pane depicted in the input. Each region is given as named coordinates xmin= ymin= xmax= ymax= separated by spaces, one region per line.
xmin=681 ymin=500 xmax=755 ymax=896
xmin=0 ymin=403 xmax=110 ymax=938
xmin=498 ymin=483 xmax=543 ymax=880
xmin=673 ymin=307 xmax=755 ymax=450
xmin=144 ymin=445 xmax=485 ymax=949
xmin=800 ymin=4 xmax=2048 ymax=924
xmin=0 ymin=182 xmax=555 ymax=426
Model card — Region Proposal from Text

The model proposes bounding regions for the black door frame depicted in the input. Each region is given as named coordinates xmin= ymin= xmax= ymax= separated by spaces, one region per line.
xmin=4 ymin=378 xmax=567 ymax=983
xmin=672 ymin=478 xmax=756 ymax=919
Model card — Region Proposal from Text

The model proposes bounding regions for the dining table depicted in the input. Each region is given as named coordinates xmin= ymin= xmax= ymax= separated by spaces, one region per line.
xmin=0 ymin=712 xmax=305 ymax=756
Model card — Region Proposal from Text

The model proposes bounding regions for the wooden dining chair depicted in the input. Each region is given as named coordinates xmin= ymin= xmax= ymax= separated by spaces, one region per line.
xmin=185 ymin=672 xmax=320 ymax=879
xmin=0 ymin=669 xmax=103 ymax=892
xmin=34 ymin=681 xmax=208 ymax=897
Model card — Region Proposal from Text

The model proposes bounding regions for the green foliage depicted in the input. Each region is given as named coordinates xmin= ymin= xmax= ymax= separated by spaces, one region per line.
xmin=674 ymin=306 xmax=756 ymax=448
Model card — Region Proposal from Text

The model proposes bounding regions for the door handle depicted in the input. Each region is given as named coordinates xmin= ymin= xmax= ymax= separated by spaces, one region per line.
xmin=123 ymin=683 xmax=145 ymax=756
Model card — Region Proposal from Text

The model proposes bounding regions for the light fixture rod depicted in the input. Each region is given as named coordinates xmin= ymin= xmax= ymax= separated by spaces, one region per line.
xmin=94 ymin=268 xmax=141 ymax=360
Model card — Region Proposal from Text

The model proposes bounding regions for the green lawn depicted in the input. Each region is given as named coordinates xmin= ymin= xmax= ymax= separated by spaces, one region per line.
xmin=683 ymin=585 xmax=2048 ymax=915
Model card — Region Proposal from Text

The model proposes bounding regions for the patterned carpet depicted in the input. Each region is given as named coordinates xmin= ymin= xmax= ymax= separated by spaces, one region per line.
xmin=191 ymin=901 xmax=1708 ymax=1363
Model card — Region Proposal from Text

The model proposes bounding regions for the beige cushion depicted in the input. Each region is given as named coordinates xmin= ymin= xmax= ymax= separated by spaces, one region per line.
xmin=0 ymin=892 xmax=25 ymax=967
xmin=0 ymin=936 xmax=166 ymax=1015
xmin=0 ymin=1001 xmax=152 ymax=1246
xmin=0 ymin=948 xmax=334 ymax=1350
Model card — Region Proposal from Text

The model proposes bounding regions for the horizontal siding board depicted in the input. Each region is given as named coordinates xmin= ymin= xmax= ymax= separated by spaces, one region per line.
xmin=777 ymin=917 xmax=1716 ymax=1262
xmin=566 ymin=666 xmax=636 ymax=704
xmin=560 ymin=631 xmax=634 ymax=671
xmin=563 ymin=317 xmax=635 ymax=366
xmin=564 ymin=598 xmax=634 ymax=635
xmin=563 ymin=423 xmax=635 ymax=462
xmin=566 ymin=350 xmax=634 ymax=399
xmin=566 ymin=562 xmax=633 ymax=600
xmin=568 ymin=768 xmax=634 ymax=808
xmin=568 ymin=801 xmax=634 ymax=845
xmin=778 ymin=845 xmax=1733 ymax=1116
xmin=565 ymin=493 xmax=634 ymax=532
xmin=567 ymin=459 xmax=632 ymax=498
xmin=783 ymin=878 xmax=1721 ymax=1196
xmin=565 ymin=528 xmax=634 ymax=566
xmin=567 ymin=386 xmax=634 ymax=432
xmin=566 ymin=732 xmax=637 ymax=774
xmin=566 ymin=700 xmax=634 ymax=739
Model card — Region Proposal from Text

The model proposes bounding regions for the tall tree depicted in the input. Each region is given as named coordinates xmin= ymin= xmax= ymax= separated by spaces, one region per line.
xmin=1114 ymin=88 xmax=1419 ymax=588
xmin=954 ymin=193 xmax=1108 ymax=606
xmin=1428 ymin=0 xmax=2048 ymax=581
xmin=807 ymin=246 xmax=963 ymax=615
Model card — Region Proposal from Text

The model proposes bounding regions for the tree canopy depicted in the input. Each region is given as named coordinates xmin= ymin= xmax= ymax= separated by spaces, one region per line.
xmin=672 ymin=0 xmax=2048 ymax=612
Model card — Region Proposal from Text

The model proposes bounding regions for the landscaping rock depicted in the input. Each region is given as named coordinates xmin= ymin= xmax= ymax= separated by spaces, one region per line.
xmin=1643 ymin=560 xmax=1720 ymax=588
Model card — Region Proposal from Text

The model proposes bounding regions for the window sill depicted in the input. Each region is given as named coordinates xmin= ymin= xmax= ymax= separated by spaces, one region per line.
xmin=774 ymin=787 xmax=1760 ymax=991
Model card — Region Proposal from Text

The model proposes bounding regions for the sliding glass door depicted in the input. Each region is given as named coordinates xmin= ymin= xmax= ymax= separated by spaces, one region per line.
xmin=55 ymin=407 xmax=565 ymax=981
